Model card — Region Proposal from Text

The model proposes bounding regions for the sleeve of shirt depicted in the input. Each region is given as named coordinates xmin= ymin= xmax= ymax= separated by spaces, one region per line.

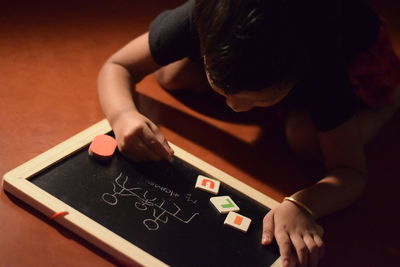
xmin=291 ymin=18 xmax=360 ymax=133
xmin=299 ymin=64 xmax=359 ymax=132
xmin=148 ymin=0 xmax=199 ymax=66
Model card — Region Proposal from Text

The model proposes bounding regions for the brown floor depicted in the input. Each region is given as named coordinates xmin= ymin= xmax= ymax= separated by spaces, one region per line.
xmin=0 ymin=1 xmax=399 ymax=266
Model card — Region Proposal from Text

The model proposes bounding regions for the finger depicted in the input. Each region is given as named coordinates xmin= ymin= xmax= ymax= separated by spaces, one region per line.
xmin=313 ymin=234 xmax=325 ymax=260
xmin=141 ymin=125 xmax=172 ymax=160
xmin=122 ymin=139 xmax=161 ymax=161
xmin=146 ymin=122 xmax=174 ymax=158
xmin=289 ymin=234 xmax=308 ymax=267
xmin=147 ymin=121 xmax=174 ymax=156
xmin=152 ymin=126 xmax=175 ymax=155
xmin=275 ymin=230 xmax=293 ymax=267
xmin=288 ymin=254 xmax=297 ymax=267
xmin=303 ymin=235 xmax=319 ymax=267
xmin=137 ymin=140 xmax=163 ymax=161
xmin=262 ymin=210 xmax=275 ymax=245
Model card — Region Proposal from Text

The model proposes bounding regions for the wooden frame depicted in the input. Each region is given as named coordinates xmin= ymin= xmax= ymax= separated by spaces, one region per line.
xmin=2 ymin=119 xmax=281 ymax=267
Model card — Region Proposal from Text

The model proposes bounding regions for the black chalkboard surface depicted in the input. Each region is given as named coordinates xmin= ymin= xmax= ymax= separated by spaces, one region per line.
xmin=3 ymin=120 xmax=280 ymax=267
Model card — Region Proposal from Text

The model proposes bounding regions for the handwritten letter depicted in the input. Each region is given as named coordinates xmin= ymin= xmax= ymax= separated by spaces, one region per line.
xmin=102 ymin=172 xmax=199 ymax=231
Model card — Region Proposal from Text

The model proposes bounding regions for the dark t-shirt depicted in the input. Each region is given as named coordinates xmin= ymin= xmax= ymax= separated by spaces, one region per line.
xmin=148 ymin=0 xmax=379 ymax=132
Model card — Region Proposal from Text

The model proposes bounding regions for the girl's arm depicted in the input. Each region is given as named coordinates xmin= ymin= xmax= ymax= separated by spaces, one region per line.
xmin=262 ymin=115 xmax=367 ymax=267
xmin=98 ymin=32 xmax=174 ymax=161
xmin=292 ymin=115 xmax=367 ymax=218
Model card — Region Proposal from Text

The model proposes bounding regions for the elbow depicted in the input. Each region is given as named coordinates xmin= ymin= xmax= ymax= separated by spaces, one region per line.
xmin=101 ymin=59 xmax=147 ymax=84
xmin=326 ymin=166 xmax=368 ymax=200
xmin=347 ymin=167 xmax=368 ymax=195
xmin=97 ymin=60 xmax=141 ymax=87
xmin=355 ymin=171 xmax=368 ymax=197
xmin=354 ymin=168 xmax=369 ymax=201
xmin=352 ymin=167 xmax=368 ymax=193
xmin=97 ymin=60 xmax=117 ymax=83
xmin=97 ymin=61 xmax=109 ymax=83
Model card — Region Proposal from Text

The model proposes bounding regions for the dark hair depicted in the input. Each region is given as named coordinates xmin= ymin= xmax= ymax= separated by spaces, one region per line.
xmin=194 ymin=0 xmax=312 ymax=94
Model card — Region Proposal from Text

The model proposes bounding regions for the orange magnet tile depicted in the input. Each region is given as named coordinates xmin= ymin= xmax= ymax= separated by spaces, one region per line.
xmin=224 ymin=211 xmax=252 ymax=233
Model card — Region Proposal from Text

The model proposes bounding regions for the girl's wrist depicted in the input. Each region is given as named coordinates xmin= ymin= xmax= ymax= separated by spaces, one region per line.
xmin=283 ymin=196 xmax=314 ymax=218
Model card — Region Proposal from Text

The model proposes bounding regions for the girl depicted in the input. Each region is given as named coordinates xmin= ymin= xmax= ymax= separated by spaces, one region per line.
xmin=97 ymin=0 xmax=400 ymax=266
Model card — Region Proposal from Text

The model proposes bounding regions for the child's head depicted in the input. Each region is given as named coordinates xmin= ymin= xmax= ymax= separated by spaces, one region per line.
xmin=194 ymin=0 xmax=312 ymax=109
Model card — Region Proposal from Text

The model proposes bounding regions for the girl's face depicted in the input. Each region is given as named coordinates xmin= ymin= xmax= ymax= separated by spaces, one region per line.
xmin=205 ymin=69 xmax=293 ymax=112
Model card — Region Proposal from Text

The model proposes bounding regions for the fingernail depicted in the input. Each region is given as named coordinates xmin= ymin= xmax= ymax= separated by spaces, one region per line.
xmin=262 ymin=235 xmax=269 ymax=244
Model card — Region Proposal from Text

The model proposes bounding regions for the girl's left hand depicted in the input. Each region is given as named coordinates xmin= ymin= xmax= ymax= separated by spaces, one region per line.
xmin=262 ymin=201 xmax=325 ymax=267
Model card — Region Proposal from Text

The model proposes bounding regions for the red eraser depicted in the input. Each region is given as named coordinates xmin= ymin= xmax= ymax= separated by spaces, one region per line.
xmin=88 ymin=134 xmax=117 ymax=160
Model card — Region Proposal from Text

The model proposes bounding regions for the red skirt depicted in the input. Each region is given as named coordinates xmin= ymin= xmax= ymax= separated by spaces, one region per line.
xmin=348 ymin=24 xmax=400 ymax=107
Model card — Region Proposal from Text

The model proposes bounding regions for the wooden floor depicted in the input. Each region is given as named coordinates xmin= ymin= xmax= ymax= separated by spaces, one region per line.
xmin=0 ymin=1 xmax=399 ymax=266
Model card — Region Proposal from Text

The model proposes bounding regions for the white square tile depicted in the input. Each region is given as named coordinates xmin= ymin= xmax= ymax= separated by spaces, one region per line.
xmin=210 ymin=196 xmax=240 ymax=214
xmin=195 ymin=175 xmax=220 ymax=195
xmin=224 ymin=211 xmax=251 ymax=233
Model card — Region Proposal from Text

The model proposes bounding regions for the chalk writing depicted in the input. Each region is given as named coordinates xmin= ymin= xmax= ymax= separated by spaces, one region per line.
xmin=102 ymin=173 xmax=199 ymax=231
xmin=146 ymin=180 xmax=180 ymax=198
xmin=145 ymin=180 xmax=199 ymax=205
xmin=184 ymin=194 xmax=198 ymax=205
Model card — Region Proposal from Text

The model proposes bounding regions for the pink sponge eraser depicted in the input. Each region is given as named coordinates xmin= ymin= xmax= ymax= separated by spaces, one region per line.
xmin=88 ymin=134 xmax=117 ymax=161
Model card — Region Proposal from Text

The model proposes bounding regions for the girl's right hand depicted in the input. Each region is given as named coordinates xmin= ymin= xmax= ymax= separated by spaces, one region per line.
xmin=111 ymin=109 xmax=174 ymax=161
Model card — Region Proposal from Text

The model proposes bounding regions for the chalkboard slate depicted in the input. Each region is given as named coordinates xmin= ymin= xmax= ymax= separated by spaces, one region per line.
xmin=3 ymin=120 xmax=280 ymax=266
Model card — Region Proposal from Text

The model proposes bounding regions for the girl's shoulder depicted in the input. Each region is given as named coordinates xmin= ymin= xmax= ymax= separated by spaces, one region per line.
xmin=148 ymin=0 xmax=200 ymax=66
